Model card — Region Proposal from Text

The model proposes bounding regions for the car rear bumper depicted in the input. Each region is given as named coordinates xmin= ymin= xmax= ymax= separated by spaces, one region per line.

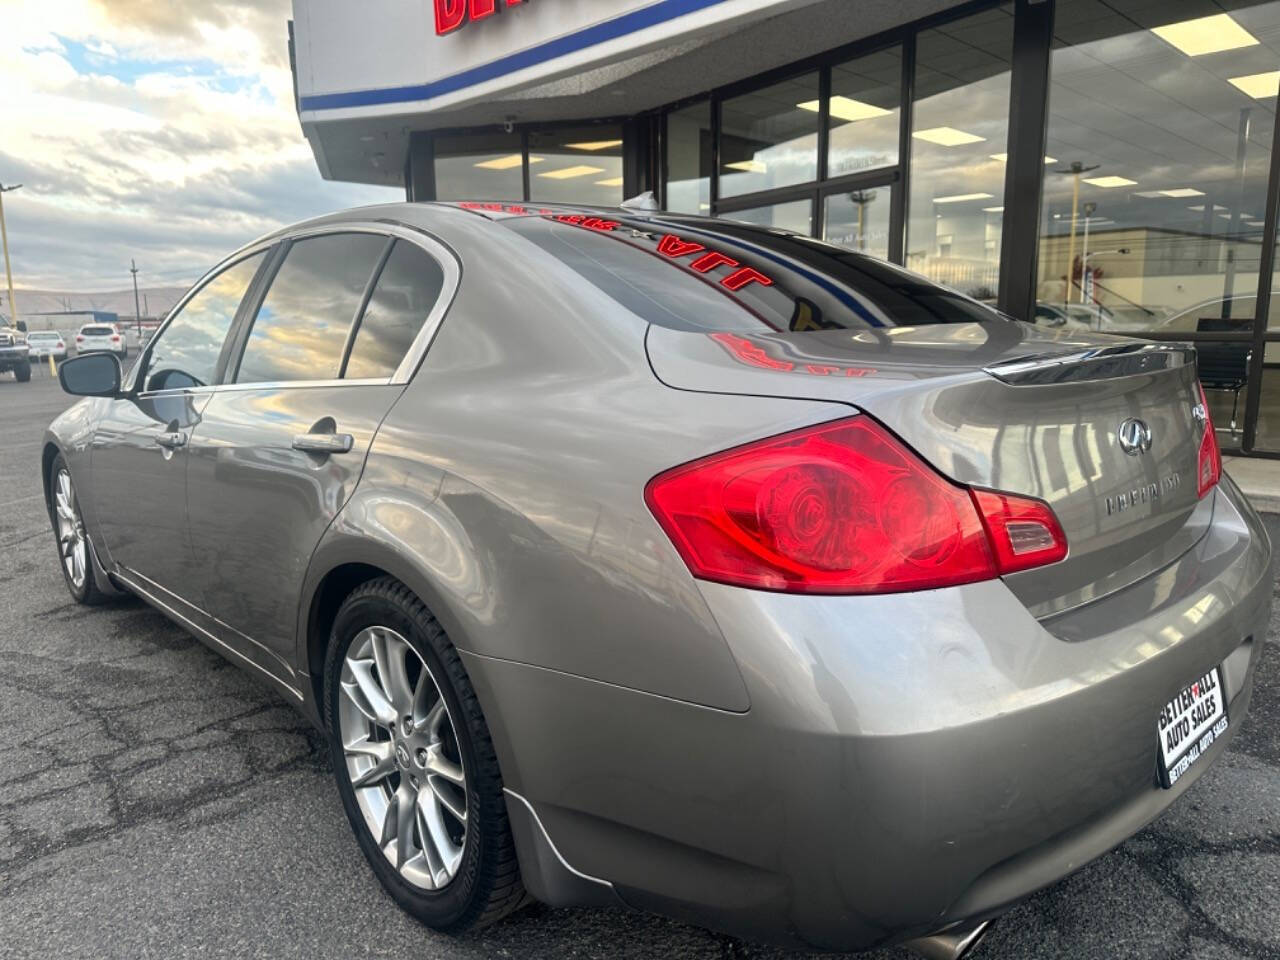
xmin=469 ymin=476 xmax=1271 ymax=951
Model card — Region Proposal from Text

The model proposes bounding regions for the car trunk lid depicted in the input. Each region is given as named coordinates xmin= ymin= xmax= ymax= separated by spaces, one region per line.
xmin=647 ymin=322 xmax=1209 ymax=616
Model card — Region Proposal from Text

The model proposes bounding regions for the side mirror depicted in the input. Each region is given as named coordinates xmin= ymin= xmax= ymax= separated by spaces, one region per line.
xmin=59 ymin=352 xmax=121 ymax=397
xmin=15 ymin=320 xmax=27 ymax=333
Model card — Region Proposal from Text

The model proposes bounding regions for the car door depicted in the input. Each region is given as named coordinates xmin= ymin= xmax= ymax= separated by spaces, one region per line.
xmin=91 ymin=250 xmax=270 ymax=604
xmin=183 ymin=228 xmax=453 ymax=673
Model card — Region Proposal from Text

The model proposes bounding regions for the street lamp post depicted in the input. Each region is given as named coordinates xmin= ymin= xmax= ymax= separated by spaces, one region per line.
xmin=1080 ymin=201 xmax=1097 ymax=304
xmin=1052 ymin=162 xmax=1099 ymax=306
xmin=0 ymin=183 xmax=22 ymax=327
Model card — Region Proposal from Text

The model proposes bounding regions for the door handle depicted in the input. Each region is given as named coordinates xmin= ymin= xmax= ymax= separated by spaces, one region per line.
xmin=292 ymin=432 xmax=354 ymax=454
xmin=155 ymin=431 xmax=187 ymax=449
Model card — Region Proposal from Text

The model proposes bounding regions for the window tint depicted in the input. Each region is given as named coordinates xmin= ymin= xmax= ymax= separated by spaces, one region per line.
xmin=503 ymin=214 xmax=1002 ymax=333
xmin=236 ymin=233 xmax=386 ymax=384
xmin=345 ymin=240 xmax=445 ymax=380
xmin=144 ymin=252 xmax=264 ymax=392
xmin=82 ymin=325 xmax=115 ymax=335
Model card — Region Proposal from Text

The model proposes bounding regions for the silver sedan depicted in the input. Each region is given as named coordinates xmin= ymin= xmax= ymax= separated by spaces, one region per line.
xmin=42 ymin=203 xmax=1272 ymax=958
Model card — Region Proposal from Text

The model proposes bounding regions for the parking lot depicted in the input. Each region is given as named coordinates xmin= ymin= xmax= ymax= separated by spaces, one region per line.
xmin=0 ymin=372 xmax=1277 ymax=960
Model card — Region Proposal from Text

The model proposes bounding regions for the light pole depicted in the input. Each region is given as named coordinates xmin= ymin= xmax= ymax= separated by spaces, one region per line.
xmin=130 ymin=259 xmax=142 ymax=335
xmin=1079 ymin=201 xmax=1097 ymax=304
xmin=1052 ymin=162 xmax=1099 ymax=306
xmin=0 ymin=183 xmax=22 ymax=328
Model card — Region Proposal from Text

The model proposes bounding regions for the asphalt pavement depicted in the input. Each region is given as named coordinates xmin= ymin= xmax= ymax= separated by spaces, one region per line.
xmin=1 ymin=372 xmax=1278 ymax=960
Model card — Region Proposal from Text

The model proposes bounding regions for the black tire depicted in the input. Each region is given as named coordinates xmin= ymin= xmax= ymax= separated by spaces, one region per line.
xmin=15 ymin=360 xmax=30 ymax=383
xmin=47 ymin=453 xmax=110 ymax=605
xmin=324 ymin=577 xmax=528 ymax=933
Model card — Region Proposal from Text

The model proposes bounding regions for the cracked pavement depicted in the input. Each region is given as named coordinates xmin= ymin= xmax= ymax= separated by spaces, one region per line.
xmin=1 ymin=374 xmax=1278 ymax=959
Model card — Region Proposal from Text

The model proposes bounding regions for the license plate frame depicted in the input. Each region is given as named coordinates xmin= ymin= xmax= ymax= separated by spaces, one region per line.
xmin=1157 ymin=666 xmax=1228 ymax=789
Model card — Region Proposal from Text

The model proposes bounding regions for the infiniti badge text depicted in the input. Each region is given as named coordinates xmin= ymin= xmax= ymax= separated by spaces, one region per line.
xmin=1106 ymin=472 xmax=1182 ymax=515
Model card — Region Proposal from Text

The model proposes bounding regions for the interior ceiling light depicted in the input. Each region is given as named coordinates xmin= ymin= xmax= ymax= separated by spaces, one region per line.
xmin=933 ymin=192 xmax=994 ymax=203
xmin=595 ymin=177 xmax=624 ymax=187
xmin=726 ymin=160 xmax=767 ymax=173
xmin=1159 ymin=188 xmax=1205 ymax=197
xmin=989 ymin=153 xmax=1056 ymax=164
xmin=1188 ymin=204 xmax=1229 ymax=211
xmin=982 ymin=206 xmax=1004 ymax=213
xmin=1152 ymin=14 xmax=1259 ymax=57
xmin=1229 ymin=70 xmax=1280 ymax=99
xmin=797 ymin=97 xmax=892 ymax=122
xmin=1082 ymin=175 xmax=1137 ymax=188
xmin=913 ymin=126 xmax=985 ymax=146
xmin=474 ymin=154 xmax=525 ymax=170
xmin=564 ymin=140 xmax=623 ymax=150
xmin=538 ymin=165 xmax=605 ymax=179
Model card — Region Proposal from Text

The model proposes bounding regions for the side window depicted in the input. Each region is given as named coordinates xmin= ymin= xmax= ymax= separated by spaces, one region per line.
xmin=344 ymin=240 xmax=446 ymax=380
xmin=144 ymin=252 xmax=265 ymax=392
xmin=235 ymin=233 xmax=386 ymax=384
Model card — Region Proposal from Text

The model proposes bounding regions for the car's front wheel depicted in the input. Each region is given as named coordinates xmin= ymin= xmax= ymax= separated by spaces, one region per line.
xmin=324 ymin=577 xmax=527 ymax=933
xmin=15 ymin=360 xmax=30 ymax=382
xmin=47 ymin=454 xmax=109 ymax=605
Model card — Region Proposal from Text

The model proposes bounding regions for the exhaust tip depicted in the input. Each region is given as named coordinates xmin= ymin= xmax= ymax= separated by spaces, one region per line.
xmin=902 ymin=920 xmax=991 ymax=960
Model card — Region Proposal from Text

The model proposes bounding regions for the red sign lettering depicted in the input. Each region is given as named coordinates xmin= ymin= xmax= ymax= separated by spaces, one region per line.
xmin=437 ymin=0 xmax=527 ymax=35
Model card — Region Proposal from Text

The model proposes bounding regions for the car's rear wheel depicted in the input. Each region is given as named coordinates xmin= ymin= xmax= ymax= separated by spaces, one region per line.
xmin=15 ymin=360 xmax=30 ymax=382
xmin=48 ymin=454 xmax=108 ymax=605
xmin=324 ymin=577 xmax=527 ymax=932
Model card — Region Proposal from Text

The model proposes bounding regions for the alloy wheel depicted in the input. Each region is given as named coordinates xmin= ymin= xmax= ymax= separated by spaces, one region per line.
xmin=53 ymin=468 xmax=87 ymax=590
xmin=338 ymin=625 xmax=468 ymax=890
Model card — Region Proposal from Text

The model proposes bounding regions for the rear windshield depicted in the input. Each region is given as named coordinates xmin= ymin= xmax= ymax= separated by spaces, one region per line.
xmin=28 ymin=332 xmax=58 ymax=339
xmin=502 ymin=214 xmax=1004 ymax=333
xmin=82 ymin=325 xmax=115 ymax=335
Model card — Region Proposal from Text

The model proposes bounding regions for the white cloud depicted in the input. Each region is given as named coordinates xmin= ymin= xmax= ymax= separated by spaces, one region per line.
xmin=0 ymin=0 xmax=399 ymax=290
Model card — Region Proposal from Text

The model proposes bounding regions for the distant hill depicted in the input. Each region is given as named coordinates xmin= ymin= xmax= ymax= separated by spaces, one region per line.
xmin=4 ymin=286 xmax=188 ymax=321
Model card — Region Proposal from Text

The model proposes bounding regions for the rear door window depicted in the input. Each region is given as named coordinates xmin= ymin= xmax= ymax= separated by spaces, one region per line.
xmin=502 ymin=214 xmax=1005 ymax=333
xmin=143 ymin=252 xmax=266 ymax=392
xmin=343 ymin=240 xmax=446 ymax=380
xmin=234 ymin=233 xmax=386 ymax=384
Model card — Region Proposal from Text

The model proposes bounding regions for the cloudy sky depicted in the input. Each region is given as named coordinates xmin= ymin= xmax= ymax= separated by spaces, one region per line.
xmin=0 ymin=0 xmax=400 ymax=294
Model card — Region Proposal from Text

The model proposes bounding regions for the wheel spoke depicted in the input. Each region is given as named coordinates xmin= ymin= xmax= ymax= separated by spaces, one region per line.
xmin=72 ymin=543 xmax=85 ymax=584
xmin=416 ymin=786 xmax=458 ymax=879
xmin=394 ymin=782 xmax=416 ymax=868
xmin=419 ymin=697 xmax=446 ymax=738
xmin=371 ymin=629 xmax=414 ymax=715
xmin=346 ymin=739 xmax=396 ymax=788
xmin=344 ymin=658 xmax=397 ymax=726
xmin=378 ymin=789 xmax=400 ymax=848
xmin=428 ymin=776 xmax=467 ymax=823
xmin=423 ymin=743 xmax=464 ymax=785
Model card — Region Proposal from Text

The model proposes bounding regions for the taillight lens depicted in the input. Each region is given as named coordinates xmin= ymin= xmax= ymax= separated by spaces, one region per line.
xmin=1196 ymin=382 xmax=1221 ymax=499
xmin=970 ymin=489 xmax=1068 ymax=575
xmin=646 ymin=417 xmax=1068 ymax=594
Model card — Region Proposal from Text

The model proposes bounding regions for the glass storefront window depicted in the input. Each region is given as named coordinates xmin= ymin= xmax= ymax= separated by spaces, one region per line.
xmin=828 ymin=47 xmax=901 ymax=177
xmin=722 ymin=199 xmax=814 ymax=234
xmin=1036 ymin=0 xmax=1276 ymax=337
xmin=908 ymin=5 xmax=1014 ymax=300
xmin=528 ymin=127 xmax=624 ymax=204
xmin=666 ymin=100 xmax=712 ymax=214
xmin=823 ymin=188 xmax=892 ymax=259
xmin=719 ymin=73 xmax=820 ymax=199
xmin=433 ymin=132 xmax=524 ymax=201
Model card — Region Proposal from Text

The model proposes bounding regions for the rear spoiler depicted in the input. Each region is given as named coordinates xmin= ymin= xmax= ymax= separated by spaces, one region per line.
xmin=985 ymin=342 xmax=1196 ymax=386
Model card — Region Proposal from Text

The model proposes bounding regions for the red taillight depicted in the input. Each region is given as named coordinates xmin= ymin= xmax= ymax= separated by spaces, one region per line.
xmin=1196 ymin=382 xmax=1221 ymax=498
xmin=76 ymin=335 xmax=84 ymax=341
xmin=970 ymin=489 xmax=1068 ymax=575
xmin=645 ymin=417 xmax=1066 ymax=595
xmin=110 ymin=334 xmax=120 ymax=341
xmin=56 ymin=342 xmax=64 ymax=348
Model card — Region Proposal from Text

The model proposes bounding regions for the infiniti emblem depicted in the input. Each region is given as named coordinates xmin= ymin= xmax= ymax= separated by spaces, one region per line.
xmin=1118 ymin=417 xmax=1153 ymax=456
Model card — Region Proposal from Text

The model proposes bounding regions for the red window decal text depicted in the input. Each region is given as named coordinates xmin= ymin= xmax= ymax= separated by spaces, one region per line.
xmin=689 ymin=251 xmax=738 ymax=273
xmin=721 ymin=267 xmax=773 ymax=292
xmin=657 ymin=234 xmax=705 ymax=258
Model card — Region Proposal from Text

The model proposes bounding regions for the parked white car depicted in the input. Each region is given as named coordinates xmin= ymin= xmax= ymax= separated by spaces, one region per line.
xmin=75 ymin=323 xmax=126 ymax=358
xmin=26 ymin=331 xmax=67 ymax=361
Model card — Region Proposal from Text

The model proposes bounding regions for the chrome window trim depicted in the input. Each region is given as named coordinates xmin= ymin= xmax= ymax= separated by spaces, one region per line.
xmin=130 ymin=219 xmax=460 ymax=399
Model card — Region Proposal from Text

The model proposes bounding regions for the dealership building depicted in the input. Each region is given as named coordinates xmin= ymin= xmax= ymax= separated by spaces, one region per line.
xmin=291 ymin=0 xmax=1280 ymax=455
